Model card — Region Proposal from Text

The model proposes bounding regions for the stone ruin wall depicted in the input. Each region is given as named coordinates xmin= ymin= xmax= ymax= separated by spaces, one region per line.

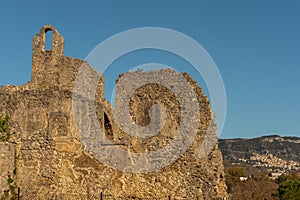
xmin=0 ymin=25 xmax=227 ymax=199
xmin=0 ymin=143 xmax=15 ymax=194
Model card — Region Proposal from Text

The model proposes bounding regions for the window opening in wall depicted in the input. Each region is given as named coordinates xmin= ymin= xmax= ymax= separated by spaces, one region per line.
xmin=104 ymin=112 xmax=113 ymax=140
xmin=45 ymin=29 xmax=53 ymax=50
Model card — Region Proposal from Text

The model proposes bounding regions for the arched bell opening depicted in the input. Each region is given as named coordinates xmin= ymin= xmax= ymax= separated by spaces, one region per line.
xmin=45 ymin=28 xmax=53 ymax=51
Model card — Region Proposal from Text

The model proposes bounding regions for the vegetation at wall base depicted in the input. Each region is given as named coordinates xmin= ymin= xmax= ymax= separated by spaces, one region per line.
xmin=0 ymin=115 xmax=14 ymax=142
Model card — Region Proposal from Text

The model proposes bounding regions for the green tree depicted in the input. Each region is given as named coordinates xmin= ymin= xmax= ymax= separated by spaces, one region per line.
xmin=225 ymin=166 xmax=246 ymax=193
xmin=274 ymin=180 xmax=300 ymax=200
xmin=276 ymin=173 xmax=300 ymax=184
xmin=228 ymin=166 xmax=246 ymax=177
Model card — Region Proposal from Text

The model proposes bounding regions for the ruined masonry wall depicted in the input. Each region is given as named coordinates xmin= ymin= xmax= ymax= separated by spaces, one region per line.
xmin=0 ymin=25 xmax=227 ymax=200
xmin=0 ymin=143 xmax=15 ymax=193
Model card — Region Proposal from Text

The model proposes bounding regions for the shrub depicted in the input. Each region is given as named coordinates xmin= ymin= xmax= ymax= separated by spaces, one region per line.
xmin=274 ymin=180 xmax=300 ymax=200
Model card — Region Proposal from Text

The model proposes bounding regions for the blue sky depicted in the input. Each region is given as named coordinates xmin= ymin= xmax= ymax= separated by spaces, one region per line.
xmin=0 ymin=1 xmax=299 ymax=138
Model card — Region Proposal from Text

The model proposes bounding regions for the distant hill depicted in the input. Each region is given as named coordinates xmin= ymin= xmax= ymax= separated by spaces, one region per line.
xmin=219 ymin=135 xmax=300 ymax=173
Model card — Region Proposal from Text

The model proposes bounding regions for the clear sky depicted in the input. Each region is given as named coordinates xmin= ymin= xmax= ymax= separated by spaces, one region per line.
xmin=0 ymin=1 xmax=299 ymax=139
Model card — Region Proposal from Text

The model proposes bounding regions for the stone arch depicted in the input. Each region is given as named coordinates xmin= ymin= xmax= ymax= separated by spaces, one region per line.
xmin=40 ymin=25 xmax=58 ymax=36
xmin=45 ymin=28 xmax=53 ymax=50
xmin=39 ymin=25 xmax=58 ymax=52
xmin=32 ymin=25 xmax=64 ymax=56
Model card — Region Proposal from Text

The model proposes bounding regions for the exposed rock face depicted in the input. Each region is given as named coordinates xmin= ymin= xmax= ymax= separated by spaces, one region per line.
xmin=0 ymin=25 xmax=227 ymax=199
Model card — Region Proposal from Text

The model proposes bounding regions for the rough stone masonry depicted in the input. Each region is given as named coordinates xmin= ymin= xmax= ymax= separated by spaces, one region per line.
xmin=0 ymin=25 xmax=227 ymax=199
